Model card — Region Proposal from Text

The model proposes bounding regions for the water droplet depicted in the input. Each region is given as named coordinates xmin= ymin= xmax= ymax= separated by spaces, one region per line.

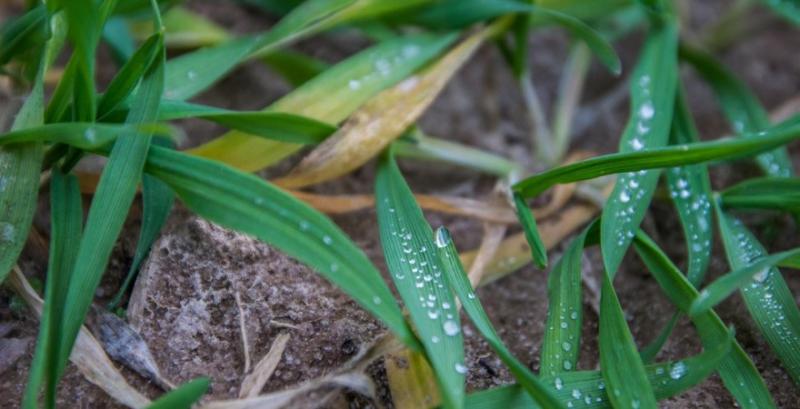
xmin=443 ymin=320 xmax=460 ymax=336
xmin=570 ymin=311 xmax=578 ymax=320
xmin=322 ymin=235 xmax=333 ymax=245
xmin=186 ymin=70 xmax=197 ymax=80
xmin=428 ymin=310 xmax=439 ymax=319
xmin=348 ymin=79 xmax=361 ymax=90
xmin=554 ymin=377 xmax=563 ymax=390
xmin=454 ymin=363 xmax=468 ymax=374
xmin=572 ymin=389 xmax=582 ymax=399
xmin=372 ymin=296 xmax=382 ymax=305
xmin=562 ymin=341 xmax=572 ymax=352
xmin=630 ymin=137 xmax=644 ymax=151
xmin=0 ymin=223 xmax=15 ymax=242
xmin=330 ymin=263 xmax=339 ymax=272
xmin=431 ymin=335 xmax=440 ymax=343
xmin=84 ymin=127 xmax=97 ymax=144
xmin=619 ymin=191 xmax=631 ymax=203
xmin=435 ymin=227 xmax=451 ymax=248
xmin=669 ymin=361 xmax=686 ymax=380
xmin=632 ymin=399 xmax=640 ymax=409
xmin=639 ymin=102 xmax=654 ymax=120
xmin=563 ymin=360 xmax=572 ymax=370
xmin=299 ymin=220 xmax=310 ymax=231
xmin=467 ymin=293 xmax=476 ymax=299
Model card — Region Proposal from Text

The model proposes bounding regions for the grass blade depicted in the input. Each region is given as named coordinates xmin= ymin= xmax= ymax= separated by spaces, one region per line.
xmin=540 ymin=223 xmax=595 ymax=377
xmin=55 ymin=31 xmax=165 ymax=384
xmin=108 ymin=138 xmax=175 ymax=310
xmin=97 ymin=32 xmax=162 ymax=117
xmin=633 ymin=232 xmax=777 ymax=408
xmin=435 ymin=227 xmax=565 ymax=408
xmin=463 ymin=333 xmax=732 ymax=409
xmin=188 ymin=33 xmax=457 ymax=171
xmin=513 ymin=192 xmax=548 ymax=268
xmin=680 ymin=44 xmax=794 ymax=177
xmin=715 ymin=203 xmax=800 ymax=384
xmin=375 ymin=150 xmax=464 ymax=409
xmin=274 ymin=21 xmax=506 ymax=188
xmin=147 ymin=378 xmax=210 ymax=409
xmin=690 ymin=247 xmax=800 ymax=315
xmin=599 ymin=259 xmax=657 ymax=409
xmin=600 ymin=16 xmax=678 ymax=274
xmin=720 ymin=176 xmax=800 ymax=215
xmin=665 ymin=90 xmax=713 ymax=284
xmin=513 ymin=118 xmax=800 ymax=198
xmin=143 ymin=145 xmax=417 ymax=348
xmin=22 ymin=170 xmax=82 ymax=409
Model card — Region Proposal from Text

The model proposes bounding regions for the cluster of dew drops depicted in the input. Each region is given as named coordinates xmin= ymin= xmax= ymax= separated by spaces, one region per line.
xmin=731 ymin=219 xmax=800 ymax=364
xmin=347 ymin=44 xmax=421 ymax=91
xmin=667 ymin=167 xmax=712 ymax=263
xmin=385 ymin=199 xmax=468 ymax=375
xmin=0 ymin=159 xmax=16 ymax=244
xmin=613 ymin=75 xmax=656 ymax=247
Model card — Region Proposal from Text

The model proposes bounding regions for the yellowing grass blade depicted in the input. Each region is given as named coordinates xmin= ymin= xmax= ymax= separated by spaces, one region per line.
xmin=273 ymin=19 xmax=510 ymax=188
xmin=187 ymin=33 xmax=457 ymax=172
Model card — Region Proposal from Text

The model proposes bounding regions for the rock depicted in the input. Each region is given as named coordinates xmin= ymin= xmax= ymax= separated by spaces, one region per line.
xmin=127 ymin=211 xmax=384 ymax=398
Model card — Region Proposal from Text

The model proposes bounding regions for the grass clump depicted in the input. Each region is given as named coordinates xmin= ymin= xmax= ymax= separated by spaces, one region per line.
xmin=1 ymin=0 xmax=798 ymax=408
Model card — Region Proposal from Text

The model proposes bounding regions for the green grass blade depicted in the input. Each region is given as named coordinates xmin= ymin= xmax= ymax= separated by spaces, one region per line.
xmin=715 ymin=203 xmax=800 ymax=384
xmin=55 ymin=34 xmax=165 ymax=381
xmin=600 ymin=16 xmax=678 ymax=275
xmin=409 ymin=0 xmax=530 ymax=29
xmin=513 ymin=193 xmax=548 ymax=268
xmin=61 ymin=0 xmax=100 ymax=121
xmin=540 ymin=222 xmax=596 ymax=376
xmin=142 ymin=145 xmax=417 ymax=348
xmin=22 ymin=169 xmax=82 ymax=409
xmin=529 ymin=7 xmax=621 ymax=74
xmin=513 ymin=118 xmax=800 ymax=198
xmin=189 ymin=33 xmax=458 ymax=171
xmin=108 ymin=138 xmax=175 ymax=310
xmin=680 ymin=44 xmax=794 ymax=177
xmin=599 ymin=263 xmax=657 ymax=408
xmin=0 ymin=4 xmax=47 ymax=67
xmin=666 ymin=90 xmax=713 ymax=285
xmin=632 ymin=232 xmax=777 ymax=408
xmin=435 ymin=227 xmax=565 ymax=409
xmin=146 ymin=378 xmax=210 ymax=409
xmin=154 ymin=100 xmax=336 ymax=144
xmin=97 ymin=32 xmax=162 ymax=117
xmin=375 ymin=150 xmax=464 ymax=409
xmin=260 ymin=49 xmax=328 ymax=87
xmin=0 ymin=122 xmax=159 ymax=150
xmin=721 ymin=177 xmax=800 ymax=215
xmin=463 ymin=334 xmax=732 ymax=409
xmin=690 ymin=247 xmax=800 ymax=315
xmin=0 ymin=62 xmax=46 ymax=285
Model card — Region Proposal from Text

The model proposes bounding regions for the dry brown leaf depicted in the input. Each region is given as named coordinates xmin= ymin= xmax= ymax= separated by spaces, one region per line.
xmin=8 ymin=266 xmax=151 ymax=409
xmin=238 ymin=333 xmax=291 ymax=399
xmin=273 ymin=22 xmax=506 ymax=189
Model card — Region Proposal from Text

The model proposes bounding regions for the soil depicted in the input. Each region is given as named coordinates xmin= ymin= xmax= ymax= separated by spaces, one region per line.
xmin=1 ymin=1 xmax=800 ymax=408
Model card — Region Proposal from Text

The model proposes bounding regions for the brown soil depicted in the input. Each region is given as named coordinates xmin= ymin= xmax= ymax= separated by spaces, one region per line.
xmin=1 ymin=1 xmax=800 ymax=408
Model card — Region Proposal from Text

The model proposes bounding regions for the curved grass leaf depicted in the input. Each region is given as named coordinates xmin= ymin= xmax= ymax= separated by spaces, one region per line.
xmin=61 ymin=0 xmax=101 ymax=121
xmin=599 ymin=257 xmax=657 ymax=409
xmin=513 ymin=119 xmax=800 ymax=199
xmin=600 ymin=17 xmax=678 ymax=275
xmin=665 ymin=90 xmax=713 ymax=284
xmin=513 ymin=193 xmax=547 ymax=268
xmin=680 ymin=44 xmax=794 ymax=177
xmin=275 ymin=22 xmax=502 ymax=188
xmin=721 ymin=177 xmax=800 ymax=215
xmin=715 ymin=204 xmax=800 ymax=384
xmin=158 ymin=101 xmax=336 ymax=144
xmin=435 ymin=227 xmax=565 ymax=409
xmin=188 ymin=33 xmax=457 ymax=172
xmin=55 ymin=34 xmax=166 ymax=384
xmin=0 ymin=4 xmax=47 ymax=67
xmin=146 ymin=378 xmax=210 ymax=409
xmin=163 ymin=0 xmax=433 ymax=100
xmin=22 ymin=170 xmax=82 ymax=409
xmin=97 ymin=33 xmax=162 ymax=117
xmin=108 ymin=138 xmax=175 ymax=310
xmin=375 ymin=151 xmax=464 ymax=409
xmin=690 ymin=247 xmax=800 ymax=315
xmin=0 ymin=122 xmax=161 ymax=150
xmin=632 ymin=232 xmax=777 ymax=408
xmin=463 ymin=334 xmax=732 ymax=409
xmin=142 ymin=145 xmax=418 ymax=348
xmin=529 ymin=7 xmax=621 ymax=74
xmin=540 ymin=222 xmax=596 ymax=377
